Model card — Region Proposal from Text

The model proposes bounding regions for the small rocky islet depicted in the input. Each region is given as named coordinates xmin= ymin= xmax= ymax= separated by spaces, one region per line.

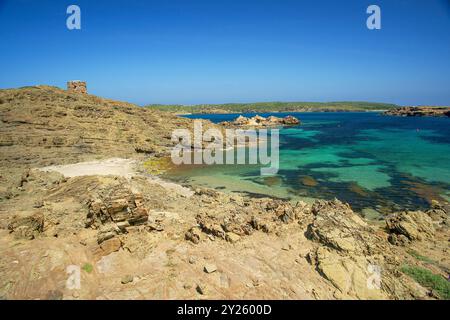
xmin=0 ymin=85 xmax=448 ymax=300
xmin=219 ymin=114 xmax=300 ymax=127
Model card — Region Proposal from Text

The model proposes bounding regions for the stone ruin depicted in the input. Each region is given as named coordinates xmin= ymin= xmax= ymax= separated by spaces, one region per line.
xmin=67 ymin=80 xmax=87 ymax=94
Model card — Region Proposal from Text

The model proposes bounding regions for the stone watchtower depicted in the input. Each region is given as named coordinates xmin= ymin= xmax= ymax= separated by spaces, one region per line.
xmin=67 ymin=80 xmax=87 ymax=94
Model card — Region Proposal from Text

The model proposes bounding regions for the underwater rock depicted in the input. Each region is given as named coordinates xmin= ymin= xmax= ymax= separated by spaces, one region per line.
xmin=301 ymin=176 xmax=319 ymax=187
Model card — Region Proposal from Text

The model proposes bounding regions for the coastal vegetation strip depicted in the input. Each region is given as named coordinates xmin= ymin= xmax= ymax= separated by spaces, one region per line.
xmin=145 ymin=101 xmax=399 ymax=113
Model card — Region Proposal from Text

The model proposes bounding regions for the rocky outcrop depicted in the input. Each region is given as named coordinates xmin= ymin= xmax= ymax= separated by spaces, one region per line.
xmin=305 ymin=199 xmax=412 ymax=299
xmin=184 ymin=191 xmax=310 ymax=244
xmin=220 ymin=114 xmax=300 ymax=127
xmin=386 ymin=204 xmax=449 ymax=246
xmin=67 ymin=81 xmax=87 ymax=94
xmin=0 ymin=85 xmax=215 ymax=177
xmin=8 ymin=212 xmax=45 ymax=240
xmin=306 ymin=199 xmax=382 ymax=255
xmin=384 ymin=106 xmax=450 ymax=117
xmin=1 ymin=85 xmax=448 ymax=300
xmin=386 ymin=211 xmax=435 ymax=245
xmin=87 ymin=192 xmax=149 ymax=229
xmin=86 ymin=187 xmax=150 ymax=244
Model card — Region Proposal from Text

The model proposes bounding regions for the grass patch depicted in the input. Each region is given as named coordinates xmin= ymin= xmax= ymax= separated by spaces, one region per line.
xmin=143 ymin=157 xmax=173 ymax=175
xmin=401 ymin=265 xmax=450 ymax=299
xmin=82 ymin=263 xmax=94 ymax=273
xmin=407 ymin=250 xmax=435 ymax=264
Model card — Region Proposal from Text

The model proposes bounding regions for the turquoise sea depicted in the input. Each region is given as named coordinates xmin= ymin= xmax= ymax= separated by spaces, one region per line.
xmin=166 ymin=112 xmax=450 ymax=217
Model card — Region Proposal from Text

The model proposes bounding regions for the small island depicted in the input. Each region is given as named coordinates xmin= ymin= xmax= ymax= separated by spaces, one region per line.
xmin=219 ymin=115 xmax=300 ymax=127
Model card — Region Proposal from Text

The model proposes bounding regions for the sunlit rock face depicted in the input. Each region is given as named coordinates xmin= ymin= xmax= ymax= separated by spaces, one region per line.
xmin=67 ymin=80 xmax=87 ymax=94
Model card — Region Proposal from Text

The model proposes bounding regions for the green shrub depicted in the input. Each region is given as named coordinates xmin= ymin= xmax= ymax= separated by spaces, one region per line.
xmin=82 ymin=263 xmax=94 ymax=273
xmin=401 ymin=265 xmax=450 ymax=299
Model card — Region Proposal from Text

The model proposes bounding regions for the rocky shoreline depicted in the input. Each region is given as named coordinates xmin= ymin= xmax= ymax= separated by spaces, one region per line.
xmin=1 ymin=161 xmax=448 ymax=300
xmin=0 ymin=86 xmax=448 ymax=300
xmin=384 ymin=106 xmax=450 ymax=117
xmin=219 ymin=115 xmax=300 ymax=127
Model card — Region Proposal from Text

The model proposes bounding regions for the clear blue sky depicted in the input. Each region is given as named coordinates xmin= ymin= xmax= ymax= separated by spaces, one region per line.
xmin=0 ymin=0 xmax=449 ymax=105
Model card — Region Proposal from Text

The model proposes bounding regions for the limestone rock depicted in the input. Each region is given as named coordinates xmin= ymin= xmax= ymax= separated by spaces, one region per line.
xmin=386 ymin=211 xmax=435 ymax=242
xmin=305 ymin=199 xmax=412 ymax=299
xmin=384 ymin=106 xmax=450 ymax=117
xmin=282 ymin=115 xmax=300 ymax=125
xmin=185 ymin=227 xmax=203 ymax=244
xmin=87 ymin=189 xmax=149 ymax=233
xmin=196 ymin=214 xmax=226 ymax=239
xmin=204 ymin=264 xmax=217 ymax=274
xmin=99 ymin=237 xmax=122 ymax=256
xmin=225 ymin=232 xmax=241 ymax=243
xmin=8 ymin=212 xmax=44 ymax=240
xmin=67 ymin=81 xmax=87 ymax=94
xmin=121 ymin=275 xmax=134 ymax=284
xmin=196 ymin=283 xmax=207 ymax=295
xmin=306 ymin=199 xmax=380 ymax=254
xmin=315 ymin=247 xmax=385 ymax=300
xmin=426 ymin=203 xmax=448 ymax=227
xmin=220 ymin=114 xmax=300 ymax=127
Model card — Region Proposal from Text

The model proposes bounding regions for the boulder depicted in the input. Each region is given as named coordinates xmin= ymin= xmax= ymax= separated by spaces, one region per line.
xmin=234 ymin=115 xmax=249 ymax=125
xmin=93 ymin=237 xmax=122 ymax=258
xmin=225 ymin=232 xmax=241 ymax=243
xmin=185 ymin=227 xmax=203 ymax=244
xmin=426 ymin=202 xmax=449 ymax=227
xmin=219 ymin=115 xmax=300 ymax=127
xmin=196 ymin=214 xmax=226 ymax=239
xmin=282 ymin=115 xmax=300 ymax=125
xmin=203 ymin=264 xmax=217 ymax=274
xmin=87 ymin=190 xmax=149 ymax=229
xmin=385 ymin=211 xmax=435 ymax=242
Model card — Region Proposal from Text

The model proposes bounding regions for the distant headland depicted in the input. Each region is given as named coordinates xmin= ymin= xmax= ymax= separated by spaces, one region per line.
xmin=145 ymin=101 xmax=399 ymax=114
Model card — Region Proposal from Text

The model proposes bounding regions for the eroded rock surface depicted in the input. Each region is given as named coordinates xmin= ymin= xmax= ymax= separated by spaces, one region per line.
xmin=384 ymin=106 xmax=450 ymax=117
xmin=0 ymin=86 xmax=448 ymax=300
xmin=220 ymin=114 xmax=300 ymax=127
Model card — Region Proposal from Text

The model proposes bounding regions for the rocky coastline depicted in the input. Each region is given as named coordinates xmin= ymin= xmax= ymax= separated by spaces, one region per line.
xmin=384 ymin=106 xmax=450 ymax=117
xmin=219 ymin=115 xmax=300 ymax=127
xmin=0 ymin=86 xmax=448 ymax=300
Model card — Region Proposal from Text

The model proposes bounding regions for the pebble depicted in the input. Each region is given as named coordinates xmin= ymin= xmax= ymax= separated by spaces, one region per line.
xmin=121 ymin=275 xmax=134 ymax=284
xmin=203 ymin=263 xmax=217 ymax=274
xmin=196 ymin=283 xmax=207 ymax=295
xmin=189 ymin=256 xmax=197 ymax=264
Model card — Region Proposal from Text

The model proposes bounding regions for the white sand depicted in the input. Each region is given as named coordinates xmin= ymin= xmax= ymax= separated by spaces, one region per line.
xmin=39 ymin=158 xmax=194 ymax=198
xmin=40 ymin=158 xmax=137 ymax=179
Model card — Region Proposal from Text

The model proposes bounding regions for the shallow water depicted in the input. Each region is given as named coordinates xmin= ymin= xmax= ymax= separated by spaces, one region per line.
xmin=165 ymin=112 xmax=450 ymax=215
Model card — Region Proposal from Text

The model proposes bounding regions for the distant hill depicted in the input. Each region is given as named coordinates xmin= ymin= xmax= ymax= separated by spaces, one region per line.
xmin=0 ymin=85 xmax=212 ymax=170
xmin=145 ymin=101 xmax=399 ymax=114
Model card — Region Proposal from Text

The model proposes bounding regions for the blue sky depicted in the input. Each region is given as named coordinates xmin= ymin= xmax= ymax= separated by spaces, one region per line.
xmin=0 ymin=0 xmax=449 ymax=105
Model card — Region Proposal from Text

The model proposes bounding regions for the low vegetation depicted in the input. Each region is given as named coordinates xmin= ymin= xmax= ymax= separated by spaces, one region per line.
xmin=145 ymin=101 xmax=399 ymax=114
xmin=401 ymin=265 xmax=450 ymax=299
xmin=407 ymin=250 xmax=435 ymax=264
xmin=82 ymin=263 xmax=93 ymax=273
